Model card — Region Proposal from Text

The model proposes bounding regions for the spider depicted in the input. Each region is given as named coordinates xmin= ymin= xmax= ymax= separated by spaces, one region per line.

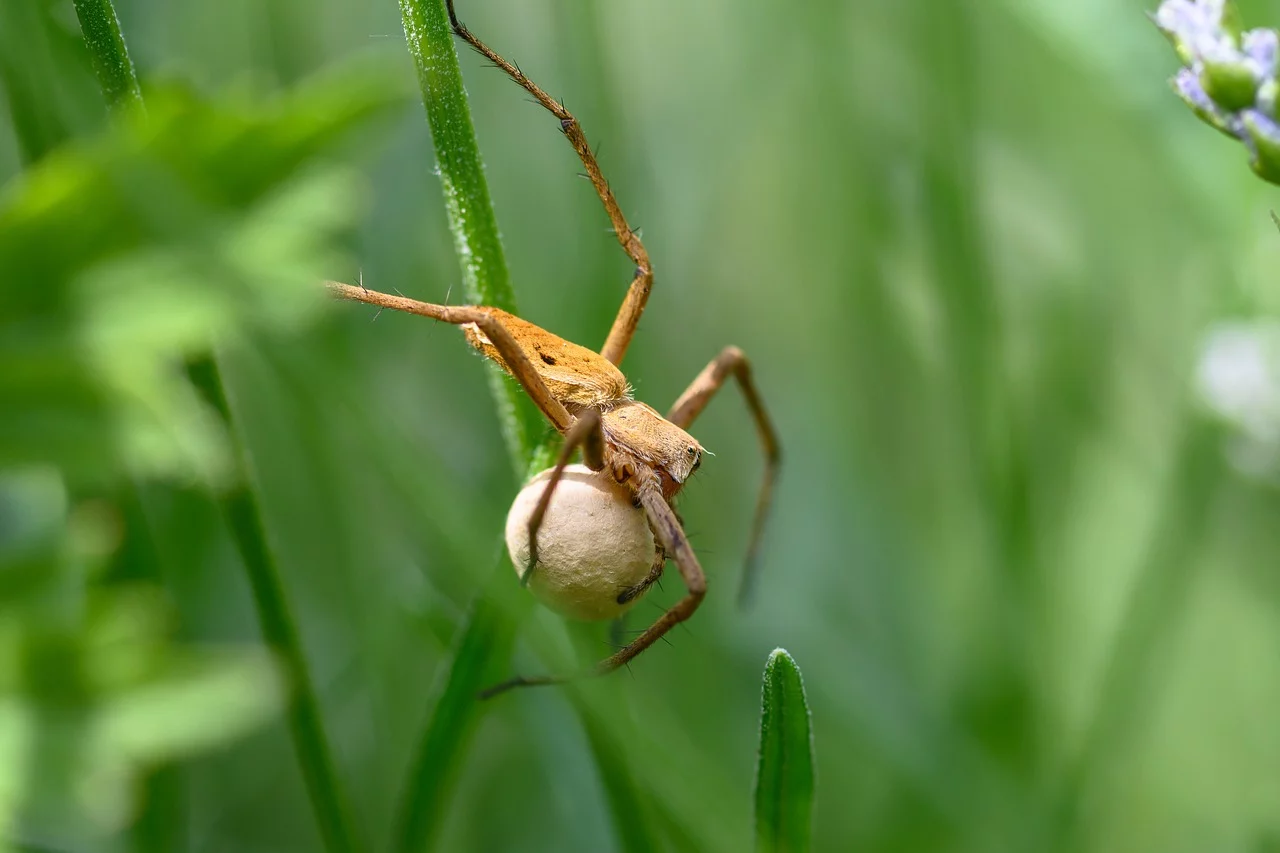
xmin=327 ymin=0 xmax=779 ymax=695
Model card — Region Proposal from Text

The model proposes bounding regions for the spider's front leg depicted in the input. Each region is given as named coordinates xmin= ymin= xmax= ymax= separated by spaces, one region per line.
xmin=668 ymin=346 xmax=781 ymax=604
xmin=521 ymin=408 xmax=606 ymax=585
xmin=593 ymin=482 xmax=705 ymax=673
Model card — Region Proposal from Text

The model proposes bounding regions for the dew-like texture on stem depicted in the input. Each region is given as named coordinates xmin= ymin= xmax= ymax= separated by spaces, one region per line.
xmin=391 ymin=3 xmax=535 ymax=852
xmin=72 ymin=0 xmax=143 ymax=115
xmin=398 ymin=0 xmax=531 ymax=467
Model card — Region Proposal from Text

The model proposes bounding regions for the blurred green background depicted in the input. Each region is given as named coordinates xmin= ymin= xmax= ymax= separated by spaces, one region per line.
xmin=6 ymin=0 xmax=1280 ymax=850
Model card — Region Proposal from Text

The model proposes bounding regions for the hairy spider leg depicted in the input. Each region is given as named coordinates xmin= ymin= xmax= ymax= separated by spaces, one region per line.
xmin=668 ymin=346 xmax=781 ymax=605
xmin=445 ymin=0 xmax=652 ymax=367
xmin=325 ymin=282 xmax=572 ymax=432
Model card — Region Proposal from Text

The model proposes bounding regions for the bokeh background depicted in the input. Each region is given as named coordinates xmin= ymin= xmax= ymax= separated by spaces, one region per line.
xmin=6 ymin=0 xmax=1280 ymax=851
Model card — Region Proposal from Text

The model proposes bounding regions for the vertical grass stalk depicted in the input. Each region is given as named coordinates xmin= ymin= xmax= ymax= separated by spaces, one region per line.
xmin=399 ymin=0 xmax=532 ymax=466
xmin=188 ymin=362 xmax=367 ymax=853
xmin=73 ymin=7 xmax=363 ymax=853
xmin=392 ymin=3 xmax=659 ymax=850
xmin=393 ymin=2 xmax=532 ymax=850
xmin=72 ymin=0 xmax=144 ymax=116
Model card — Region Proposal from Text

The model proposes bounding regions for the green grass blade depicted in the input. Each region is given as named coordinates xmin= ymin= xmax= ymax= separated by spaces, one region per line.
xmin=70 ymin=5 xmax=368 ymax=850
xmin=0 ymin=3 xmax=77 ymax=162
xmin=398 ymin=0 xmax=532 ymax=467
xmin=391 ymin=6 xmax=663 ymax=852
xmin=189 ymin=357 xmax=366 ymax=853
xmin=393 ymin=555 xmax=519 ymax=853
xmin=391 ymin=4 xmax=529 ymax=850
xmin=755 ymin=648 xmax=815 ymax=853
xmin=71 ymin=0 xmax=144 ymax=115
xmin=1043 ymin=417 xmax=1225 ymax=852
xmin=574 ymin=704 xmax=665 ymax=853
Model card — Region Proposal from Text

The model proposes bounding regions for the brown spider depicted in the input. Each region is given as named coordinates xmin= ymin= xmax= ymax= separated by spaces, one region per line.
xmin=327 ymin=0 xmax=779 ymax=695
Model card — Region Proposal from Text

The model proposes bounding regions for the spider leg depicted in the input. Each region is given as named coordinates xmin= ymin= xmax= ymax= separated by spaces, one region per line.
xmin=667 ymin=346 xmax=781 ymax=605
xmin=616 ymin=539 xmax=666 ymax=605
xmin=325 ymin=281 xmax=571 ymax=433
xmin=593 ymin=483 xmax=704 ymax=671
xmin=521 ymin=408 xmax=605 ymax=586
xmin=444 ymin=0 xmax=652 ymax=367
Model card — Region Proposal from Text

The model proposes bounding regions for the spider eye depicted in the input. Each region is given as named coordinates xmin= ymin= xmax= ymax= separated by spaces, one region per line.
xmin=686 ymin=446 xmax=698 ymax=455
xmin=691 ymin=453 xmax=702 ymax=472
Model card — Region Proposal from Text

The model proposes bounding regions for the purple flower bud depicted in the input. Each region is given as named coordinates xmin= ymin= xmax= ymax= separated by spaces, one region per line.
xmin=1242 ymin=108 xmax=1280 ymax=182
xmin=1174 ymin=67 xmax=1241 ymax=136
xmin=1243 ymin=27 xmax=1278 ymax=77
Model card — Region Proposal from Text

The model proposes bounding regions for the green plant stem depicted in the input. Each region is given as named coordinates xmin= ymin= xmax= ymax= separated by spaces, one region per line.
xmin=393 ymin=553 xmax=521 ymax=853
xmin=396 ymin=4 xmax=664 ymax=850
xmin=392 ymin=3 xmax=533 ymax=851
xmin=72 ymin=5 xmax=363 ymax=850
xmin=72 ymin=0 xmax=143 ymax=115
xmin=399 ymin=0 xmax=532 ymax=467
xmin=188 ymin=357 xmax=365 ymax=853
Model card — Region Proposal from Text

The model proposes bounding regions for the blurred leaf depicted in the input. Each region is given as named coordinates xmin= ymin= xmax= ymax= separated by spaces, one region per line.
xmin=99 ymin=648 xmax=280 ymax=763
xmin=755 ymin=649 xmax=814 ymax=853
xmin=0 ymin=61 xmax=403 ymax=848
xmin=0 ymin=73 xmax=401 ymax=487
xmin=395 ymin=554 xmax=518 ymax=853
xmin=0 ymin=561 xmax=282 ymax=842
xmin=575 ymin=707 xmax=666 ymax=853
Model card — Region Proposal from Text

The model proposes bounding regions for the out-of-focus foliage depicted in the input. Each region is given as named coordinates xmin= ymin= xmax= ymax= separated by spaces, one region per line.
xmin=6 ymin=0 xmax=1280 ymax=852
xmin=0 ymin=22 xmax=401 ymax=846
xmin=2 ymin=82 xmax=388 ymax=485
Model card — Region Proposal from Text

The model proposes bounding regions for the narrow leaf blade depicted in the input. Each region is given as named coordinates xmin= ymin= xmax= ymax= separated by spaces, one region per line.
xmin=755 ymin=648 xmax=815 ymax=853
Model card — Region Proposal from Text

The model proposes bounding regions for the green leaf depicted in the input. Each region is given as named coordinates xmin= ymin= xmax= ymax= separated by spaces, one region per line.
xmin=394 ymin=554 xmax=519 ymax=853
xmin=575 ymin=705 xmax=665 ymax=853
xmin=0 ymin=77 xmax=400 ymax=487
xmin=755 ymin=648 xmax=815 ymax=853
xmin=98 ymin=649 xmax=281 ymax=763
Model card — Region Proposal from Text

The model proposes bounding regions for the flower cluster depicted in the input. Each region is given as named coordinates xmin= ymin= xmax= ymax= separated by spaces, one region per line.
xmin=1155 ymin=0 xmax=1280 ymax=183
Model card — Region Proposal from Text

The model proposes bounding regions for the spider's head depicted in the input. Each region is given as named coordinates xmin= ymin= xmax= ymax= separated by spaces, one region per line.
xmin=600 ymin=402 xmax=705 ymax=499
